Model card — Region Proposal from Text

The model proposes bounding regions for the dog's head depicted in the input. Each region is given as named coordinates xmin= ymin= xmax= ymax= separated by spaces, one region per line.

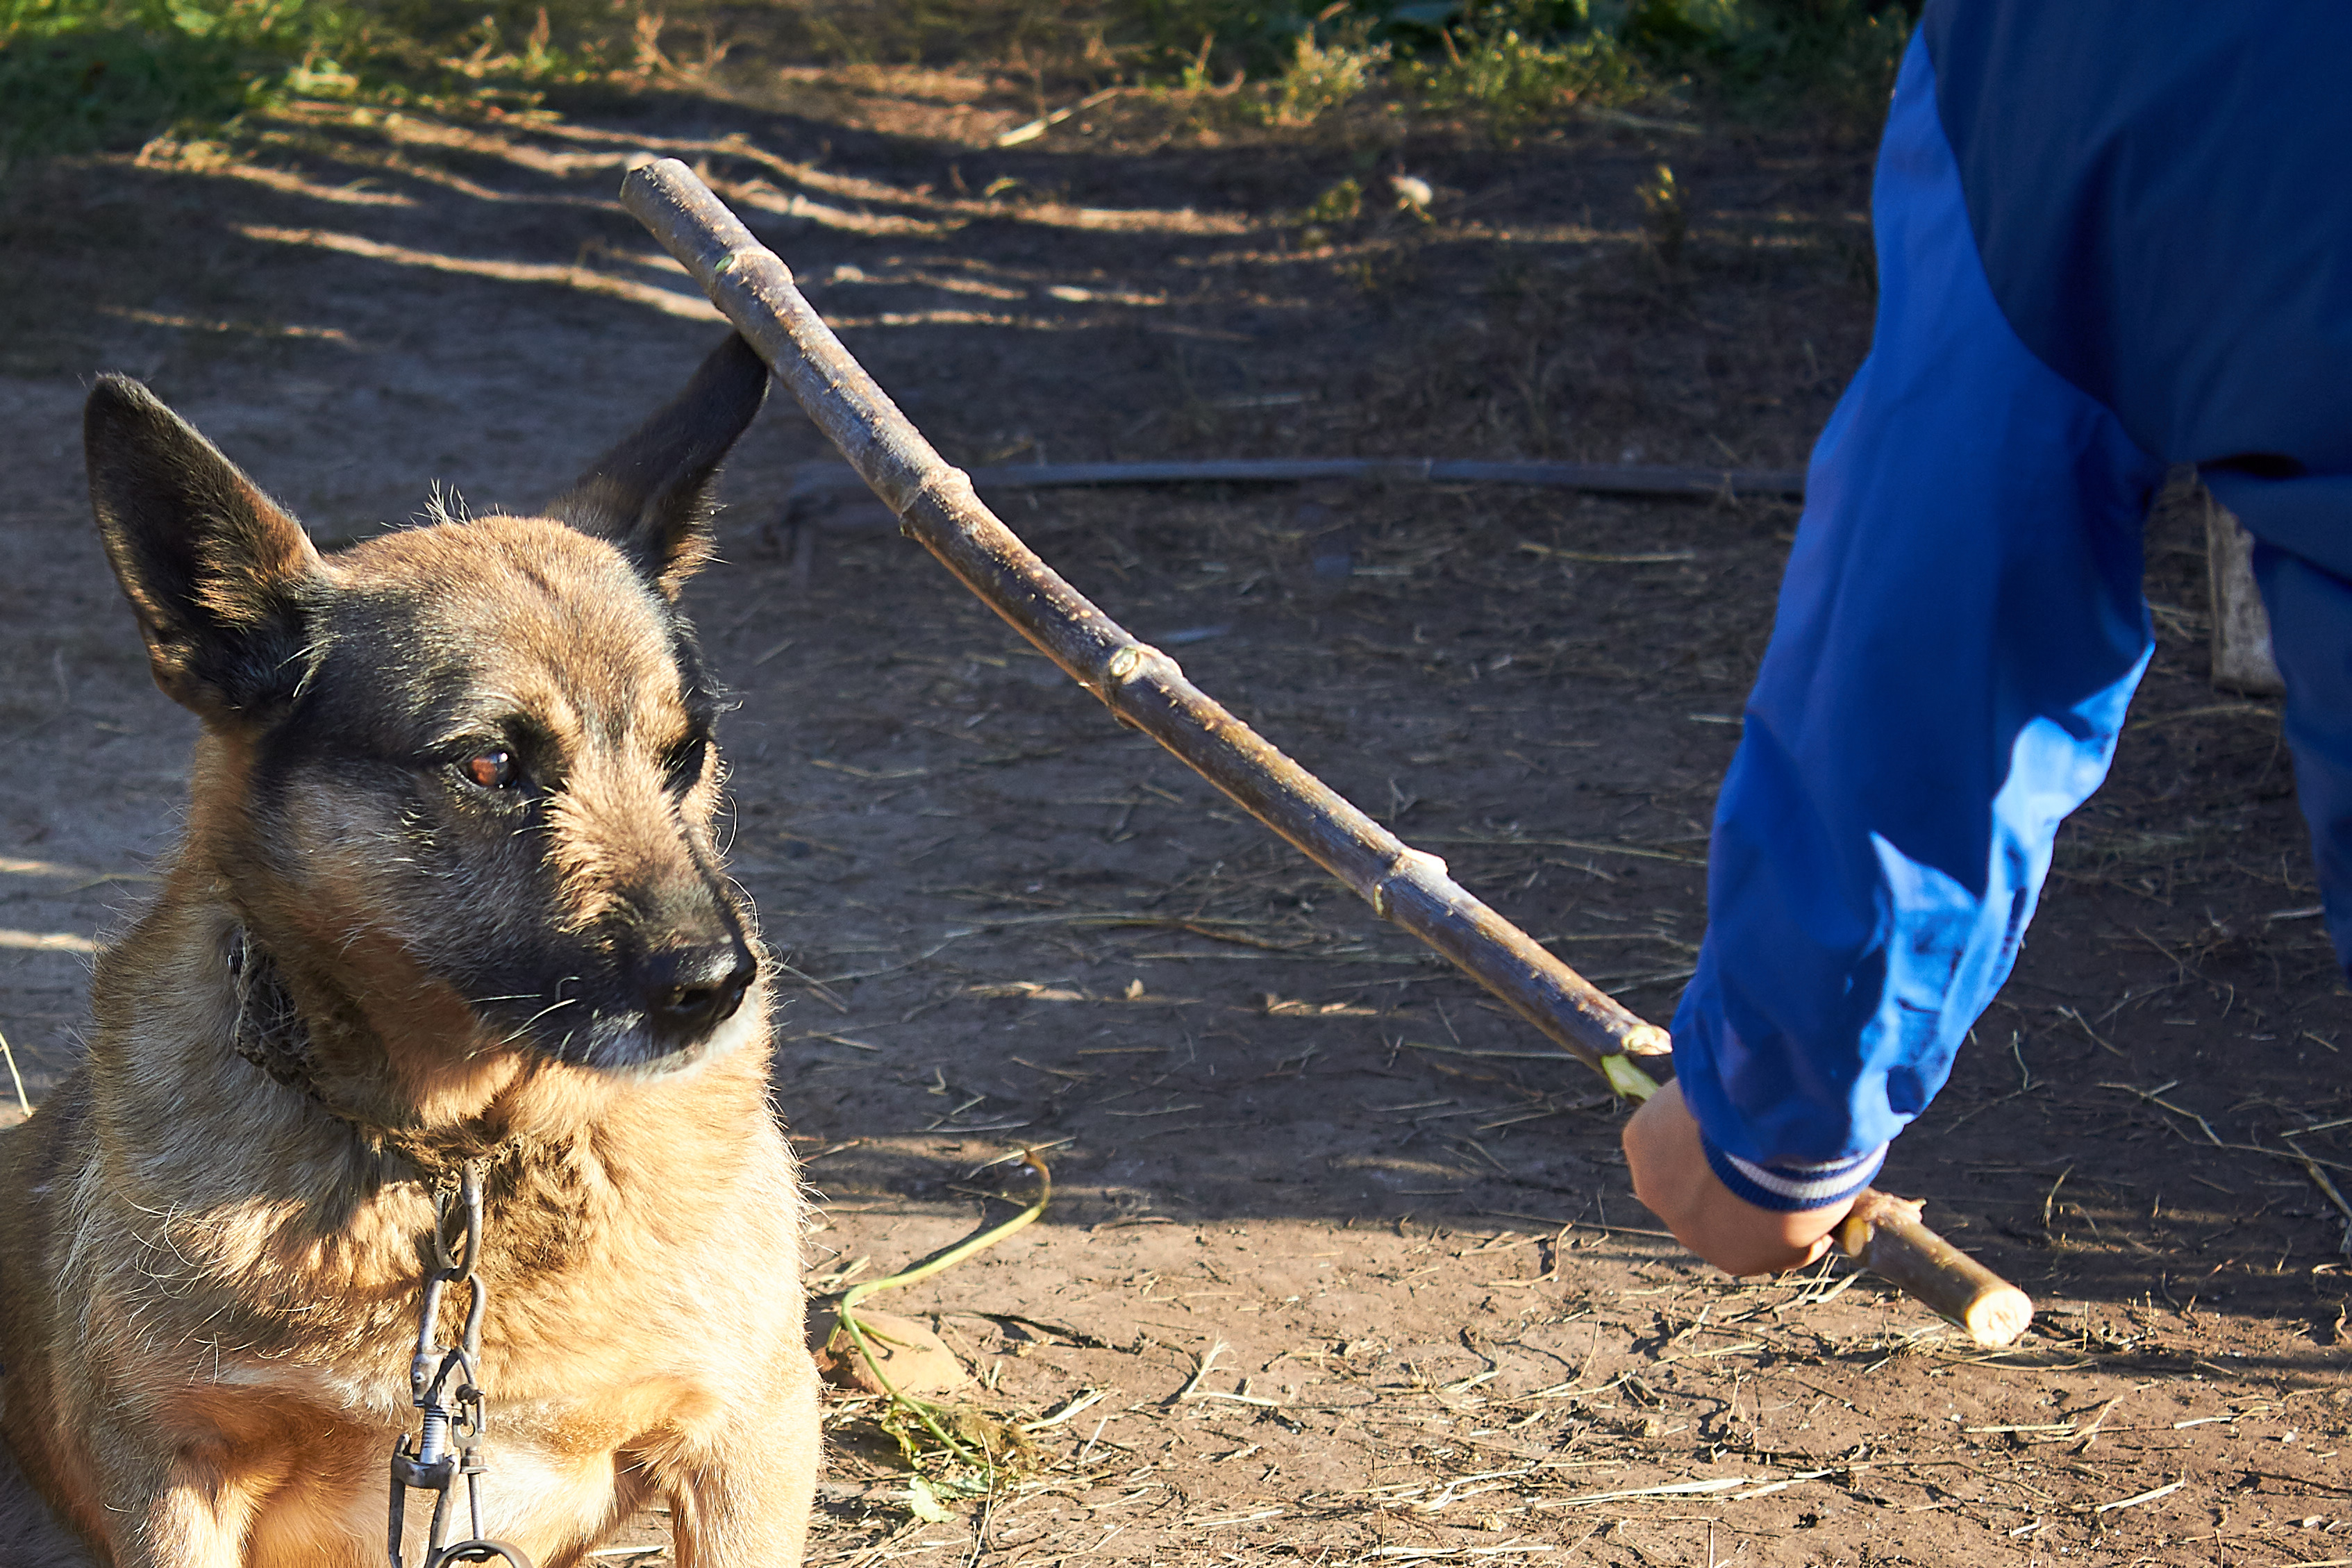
xmin=85 ymin=334 xmax=774 ymax=1081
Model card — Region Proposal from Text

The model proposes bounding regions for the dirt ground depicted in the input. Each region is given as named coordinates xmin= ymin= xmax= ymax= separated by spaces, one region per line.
xmin=1 ymin=64 xmax=2347 ymax=1568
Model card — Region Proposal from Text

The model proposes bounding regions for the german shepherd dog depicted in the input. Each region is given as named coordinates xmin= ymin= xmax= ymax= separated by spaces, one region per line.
xmin=0 ymin=335 xmax=819 ymax=1565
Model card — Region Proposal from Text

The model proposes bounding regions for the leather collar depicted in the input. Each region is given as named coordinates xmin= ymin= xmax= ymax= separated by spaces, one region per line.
xmin=227 ymin=927 xmax=321 ymax=1094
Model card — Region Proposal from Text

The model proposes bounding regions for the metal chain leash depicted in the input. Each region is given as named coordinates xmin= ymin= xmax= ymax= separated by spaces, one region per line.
xmin=388 ymin=1159 xmax=533 ymax=1568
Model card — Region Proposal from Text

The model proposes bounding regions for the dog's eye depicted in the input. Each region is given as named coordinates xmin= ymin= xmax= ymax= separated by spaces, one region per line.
xmin=464 ymin=750 xmax=520 ymax=790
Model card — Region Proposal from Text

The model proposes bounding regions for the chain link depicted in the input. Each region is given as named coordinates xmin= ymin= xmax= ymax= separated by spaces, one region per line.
xmin=388 ymin=1160 xmax=534 ymax=1568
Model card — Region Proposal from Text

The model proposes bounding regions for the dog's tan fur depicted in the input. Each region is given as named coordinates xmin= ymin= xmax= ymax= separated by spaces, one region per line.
xmin=0 ymin=337 xmax=819 ymax=1566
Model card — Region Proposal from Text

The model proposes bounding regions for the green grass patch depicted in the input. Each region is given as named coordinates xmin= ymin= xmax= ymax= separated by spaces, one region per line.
xmin=1619 ymin=0 xmax=1911 ymax=127
xmin=0 ymin=0 xmax=342 ymax=156
xmin=0 ymin=0 xmax=1912 ymax=165
xmin=1126 ymin=0 xmax=1906 ymax=137
xmin=1395 ymin=8 xmax=1646 ymax=131
xmin=0 ymin=0 xmax=653 ymax=162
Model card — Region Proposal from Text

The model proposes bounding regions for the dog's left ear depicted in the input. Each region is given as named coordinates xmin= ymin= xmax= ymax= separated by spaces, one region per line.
xmin=85 ymin=375 xmax=327 ymax=724
xmin=549 ymin=333 xmax=770 ymax=598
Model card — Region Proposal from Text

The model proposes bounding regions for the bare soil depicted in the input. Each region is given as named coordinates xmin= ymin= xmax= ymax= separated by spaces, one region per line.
xmin=1 ymin=67 xmax=2346 ymax=1568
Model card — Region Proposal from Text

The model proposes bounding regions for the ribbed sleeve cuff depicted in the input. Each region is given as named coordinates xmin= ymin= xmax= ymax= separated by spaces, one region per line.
xmin=1700 ymin=1136 xmax=1886 ymax=1214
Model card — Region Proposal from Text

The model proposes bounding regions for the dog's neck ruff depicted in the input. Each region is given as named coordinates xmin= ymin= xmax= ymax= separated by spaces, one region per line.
xmin=227 ymin=926 xmax=513 ymax=1174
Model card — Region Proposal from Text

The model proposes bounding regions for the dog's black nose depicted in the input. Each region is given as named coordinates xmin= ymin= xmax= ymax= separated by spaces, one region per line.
xmin=641 ymin=938 xmax=756 ymax=1036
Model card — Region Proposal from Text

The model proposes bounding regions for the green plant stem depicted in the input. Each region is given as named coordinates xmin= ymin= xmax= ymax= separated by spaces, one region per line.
xmin=1603 ymin=1053 xmax=1660 ymax=1100
xmin=833 ymin=1151 xmax=1053 ymax=1474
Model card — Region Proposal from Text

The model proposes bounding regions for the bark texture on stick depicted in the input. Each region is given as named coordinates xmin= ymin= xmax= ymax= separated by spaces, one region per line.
xmin=621 ymin=158 xmax=2034 ymax=1348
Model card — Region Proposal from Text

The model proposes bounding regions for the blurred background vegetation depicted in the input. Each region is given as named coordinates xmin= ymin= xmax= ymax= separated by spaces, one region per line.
xmin=1 ymin=0 xmax=1915 ymax=162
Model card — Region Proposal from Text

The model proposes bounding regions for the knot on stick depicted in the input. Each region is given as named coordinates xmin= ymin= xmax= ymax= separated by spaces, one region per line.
xmin=1102 ymin=642 xmax=1174 ymax=692
xmin=1369 ymin=848 xmax=1449 ymax=919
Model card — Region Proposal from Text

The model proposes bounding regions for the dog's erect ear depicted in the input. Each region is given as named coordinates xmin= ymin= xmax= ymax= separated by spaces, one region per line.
xmin=547 ymin=333 xmax=770 ymax=598
xmin=85 ymin=376 xmax=327 ymax=724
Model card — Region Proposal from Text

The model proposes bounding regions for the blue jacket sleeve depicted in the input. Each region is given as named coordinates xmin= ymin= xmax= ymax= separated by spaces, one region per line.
xmin=1666 ymin=31 xmax=2168 ymax=1194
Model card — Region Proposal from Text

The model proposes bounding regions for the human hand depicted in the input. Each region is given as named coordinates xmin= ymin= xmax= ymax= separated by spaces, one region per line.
xmin=1621 ymin=1080 xmax=1855 ymax=1276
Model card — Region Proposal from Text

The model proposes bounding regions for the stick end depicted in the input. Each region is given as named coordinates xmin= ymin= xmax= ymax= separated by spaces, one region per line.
xmin=619 ymin=154 xmax=686 ymax=203
xmin=1962 ymin=1285 xmax=2035 ymax=1349
xmin=1620 ymin=1023 xmax=1673 ymax=1056
xmin=1840 ymin=1188 xmax=2036 ymax=1349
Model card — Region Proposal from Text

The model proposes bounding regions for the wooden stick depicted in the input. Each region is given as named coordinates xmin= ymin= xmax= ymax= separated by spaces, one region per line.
xmin=622 ymin=157 xmax=1666 ymax=1078
xmin=1838 ymin=1191 xmax=2034 ymax=1349
xmin=619 ymin=158 xmax=2035 ymax=1349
